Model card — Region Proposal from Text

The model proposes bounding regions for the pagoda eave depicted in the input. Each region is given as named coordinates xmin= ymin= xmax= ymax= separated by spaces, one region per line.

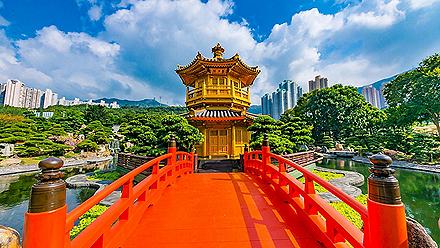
xmin=189 ymin=116 xmax=245 ymax=121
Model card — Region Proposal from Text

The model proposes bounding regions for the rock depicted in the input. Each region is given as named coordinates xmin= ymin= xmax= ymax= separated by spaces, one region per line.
xmin=0 ymin=225 xmax=21 ymax=248
xmin=0 ymin=158 xmax=21 ymax=167
xmin=335 ymin=143 xmax=344 ymax=151
xmin=407 ymin=217 xmax=438 ymax=248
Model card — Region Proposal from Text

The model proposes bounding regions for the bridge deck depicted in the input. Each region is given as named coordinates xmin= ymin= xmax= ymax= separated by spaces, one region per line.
xmin=122 ymin=173 xmax=321 ymax=248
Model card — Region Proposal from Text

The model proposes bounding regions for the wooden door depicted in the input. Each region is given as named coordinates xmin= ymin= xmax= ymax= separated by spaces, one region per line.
xmin=219 ymin=130 xmax=228 ymax=153
xmin=209 ymin=129 xmax=228 ymax=156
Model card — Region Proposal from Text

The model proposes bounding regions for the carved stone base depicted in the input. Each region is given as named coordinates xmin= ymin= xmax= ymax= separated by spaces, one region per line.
xmin=0 ymin=225 xmax=21 ymax=248
xmin=407 ymin=218 xmax=438 ymax=248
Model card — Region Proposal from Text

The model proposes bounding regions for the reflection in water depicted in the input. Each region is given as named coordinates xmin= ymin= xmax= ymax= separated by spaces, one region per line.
xmin=318 ymin=158 xmax=440 ymax=244
xmin=0 ymin=168 xmax=97 ymax=235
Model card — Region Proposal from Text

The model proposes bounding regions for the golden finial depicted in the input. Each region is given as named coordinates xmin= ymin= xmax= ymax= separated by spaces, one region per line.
xmin=212 ymin=43 xmax=225 ymax=59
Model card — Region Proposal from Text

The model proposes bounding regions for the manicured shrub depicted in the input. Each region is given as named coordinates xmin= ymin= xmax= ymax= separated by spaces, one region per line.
xmin=70 ymin=205 xmax=108 ymax=239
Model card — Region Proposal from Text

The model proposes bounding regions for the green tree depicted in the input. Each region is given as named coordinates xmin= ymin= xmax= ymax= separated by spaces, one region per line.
xmin=81 ymin=120 xmax=111 ymax=145
xmin=248 ymin=115 xmax=279 ymax=140
xmin=157 ymin=115 xmax=203 ymax=152
xmin=384 ymin=53 xmax=440 ymax=136
xmin=295 ymin=84 xmax=381 ymax=144
xmin=279 ymin=110 xmax=314 ymax=147
xmin=84 ymin=105 xmax=110 ymax=125
xmin=76 ymin=139 xmax=98 ymax=152
xmin=248 ymin=115 xmax=314 ymax=154
xmin=120 ymin=114 xmax=203 ymax=156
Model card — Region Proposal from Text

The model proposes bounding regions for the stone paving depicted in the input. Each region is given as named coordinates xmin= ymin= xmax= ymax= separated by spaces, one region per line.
xmin=315 ymin=166 xmax=365 ymax=202
xmin=0 ymin=156 xmax=112 ymax=176
xmin=352 ymin=156 xmax=440 ymax=174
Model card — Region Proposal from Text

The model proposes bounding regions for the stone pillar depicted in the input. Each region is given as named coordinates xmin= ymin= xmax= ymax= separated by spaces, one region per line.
xmin=367 ymin=153 xmax=408 ymax=248
xmin=23 ymin=157 xmax=67 ymax=248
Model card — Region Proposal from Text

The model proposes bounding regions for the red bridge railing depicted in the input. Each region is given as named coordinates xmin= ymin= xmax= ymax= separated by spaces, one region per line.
xmin=243 ymin=135 xmax=408 ymax=248
xmin=23 ymin=136 xmax=195 ymax=248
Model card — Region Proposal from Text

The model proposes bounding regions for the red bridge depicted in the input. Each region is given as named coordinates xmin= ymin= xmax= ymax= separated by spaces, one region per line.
xmin=22 ymin=137 xmax=408 ymax=248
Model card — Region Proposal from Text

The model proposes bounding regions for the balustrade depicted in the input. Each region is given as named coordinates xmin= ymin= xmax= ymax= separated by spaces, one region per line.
xmin=22 ymin=135 xmax=196 ymax=248
xmin=243 ymin=133 xmax=408 ymax=248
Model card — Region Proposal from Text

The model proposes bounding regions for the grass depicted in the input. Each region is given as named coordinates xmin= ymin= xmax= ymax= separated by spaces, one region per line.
xmin=87 ymin=170 xmax=121 ymax=181
xmin=329 ymin=194 xmax=367 ymax=229
xmin=298 ymin=169 xmax=367 ymax=229
xmin=298 ymin=170 xmax=344 ymax=193
xmin=70 ymin=205 xmax=109 ymax=239
xmin=20 ymin=156 xmax=48 ymax=165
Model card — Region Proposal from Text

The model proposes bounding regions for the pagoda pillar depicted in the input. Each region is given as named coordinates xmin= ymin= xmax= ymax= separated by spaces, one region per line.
xmin=231 ymin=125 xmax=236 ymax=158
xmin=203 ymin=128 xmax=207 ymax=157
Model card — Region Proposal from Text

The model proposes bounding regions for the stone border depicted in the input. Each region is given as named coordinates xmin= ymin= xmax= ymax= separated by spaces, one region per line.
xmin=0 ymin=156 xmax=112 ymax=176
xmin=314 ymin=166 xmax=365 ymax=202
xmin=66 ymin=173 xmax=121 ymax=206
xmin=352 ymin=156 xmax=440 ymax=174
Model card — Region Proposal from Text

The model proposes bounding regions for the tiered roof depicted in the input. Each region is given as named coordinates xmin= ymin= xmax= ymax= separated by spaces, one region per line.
xmin=176 ymin=43 xmax=260 ymax=87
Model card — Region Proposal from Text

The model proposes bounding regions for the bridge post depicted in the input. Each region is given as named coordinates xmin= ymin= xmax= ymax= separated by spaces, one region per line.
xmin=22 ymin=157 xmax=67 ymax=248
xmin=168 ymin=134 xmax=177 ymax=167
xmin=243 ymin=144 xmax=249 ymax=172
xmin=261 ymin=133 xmax=270 ymax=177
xmin=367 ymin=153 xmax=408 ymax=248
xmin=190 ymin=146 xmax=196 ymax=173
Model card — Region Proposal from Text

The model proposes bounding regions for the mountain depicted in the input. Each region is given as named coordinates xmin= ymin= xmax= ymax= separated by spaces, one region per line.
xmin=248 ymin=105 xmax=262 ymax=114
xmin=94 ymin=98 xmax=166 ymax=107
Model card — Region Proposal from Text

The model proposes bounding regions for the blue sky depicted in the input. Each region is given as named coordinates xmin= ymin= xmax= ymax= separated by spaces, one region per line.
xmin=0 ymin=0 xmax=439 ymax=104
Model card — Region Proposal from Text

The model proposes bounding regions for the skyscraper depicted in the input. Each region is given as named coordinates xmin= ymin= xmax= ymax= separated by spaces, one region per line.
xmin=308 ymin=75 xmax=328 ymax=92
xmin=362 ymin=86 xmax=381 ymax=108
xmin=261 ymin=80 xmax=303 ymax=120
xmin=23 ymin=87 xmax=43 ymax=109
xmin=2 ymin=79 xmax=26 ymax=107
xmin=40 ymin=89 xmax=59 ymax=108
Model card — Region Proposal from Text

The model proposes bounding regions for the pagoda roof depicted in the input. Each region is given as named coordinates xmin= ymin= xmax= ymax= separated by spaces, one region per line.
xmin=176 ymin=43 xmax=260 ymax=87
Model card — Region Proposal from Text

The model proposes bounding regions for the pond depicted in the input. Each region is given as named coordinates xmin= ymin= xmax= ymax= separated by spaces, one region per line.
xmin=317 ymin=158 xmax=440 ymax=244
xmin=0 ymin=168 xmax=97 ymax=235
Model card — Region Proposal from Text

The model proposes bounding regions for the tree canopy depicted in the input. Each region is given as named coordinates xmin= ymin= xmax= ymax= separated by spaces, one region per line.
xmin=294 ymin=84 xmax=381 ymax=145
xmin=248 ymin=113 xmax=313 ymax=155
xmin=384 ymin=53 xmax=440 ymax=136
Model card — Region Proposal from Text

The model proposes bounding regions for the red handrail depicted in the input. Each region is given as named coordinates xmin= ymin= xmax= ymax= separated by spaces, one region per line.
xmin=244 ymin=150 xmax=368 ymax=248
xmin=65 ymin=150 xmax=194 ymax=248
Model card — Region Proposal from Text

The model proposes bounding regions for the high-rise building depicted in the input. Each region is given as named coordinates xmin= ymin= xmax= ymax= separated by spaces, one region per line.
xmin=2 ymin=79 xmax=26 ymax=107
xmin=308 ymin=75 xmax=328 ymax=92
xmin=23 ymin=87 xmax=43 ymax=109
xmin=362 ymin=86 xmax=381 ymax=109
xmin=358 ymin=75 xmax=396 ymax=109
xmin=42 ymin=89 xmax=54 ymax=108
xmin=261 ymin=93 xmax=272 ymax=116
xmin=261 ymin=80 xmax=303 ymax=120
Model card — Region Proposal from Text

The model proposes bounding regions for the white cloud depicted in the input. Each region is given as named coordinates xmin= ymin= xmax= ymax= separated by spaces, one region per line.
xmin=102 ymin=0 xmax=257 ymax=103
xmin=407 ymin=0 xmax=439 ymax=10
xmin=88 ymin=5 xmax=102 ymax=21
xmin=347 ymin=0 xmax=405 ymax=28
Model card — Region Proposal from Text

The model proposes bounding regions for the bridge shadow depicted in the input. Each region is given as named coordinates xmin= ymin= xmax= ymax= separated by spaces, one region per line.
xmin=224 ymin=173 xmax=321 ymax=248
xmin=122 ymin=173 xmax=320 ymax=247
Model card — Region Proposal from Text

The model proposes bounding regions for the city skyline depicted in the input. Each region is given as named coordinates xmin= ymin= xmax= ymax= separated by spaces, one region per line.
xmin=262 ymin=80 xmax=303 ymax=120
xmin=0 ymin=79 xmax=120 ymax=109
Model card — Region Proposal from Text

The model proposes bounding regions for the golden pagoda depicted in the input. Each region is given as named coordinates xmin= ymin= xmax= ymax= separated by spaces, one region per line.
xmin=176 ymin=43 xmax=260 ymax=159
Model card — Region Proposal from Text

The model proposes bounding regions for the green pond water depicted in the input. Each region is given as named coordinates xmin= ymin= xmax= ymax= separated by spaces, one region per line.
xmin=317 ymin=158 xmax=440 ymax=244
xmin=0 ymin=168 xmax=97 ymax=235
